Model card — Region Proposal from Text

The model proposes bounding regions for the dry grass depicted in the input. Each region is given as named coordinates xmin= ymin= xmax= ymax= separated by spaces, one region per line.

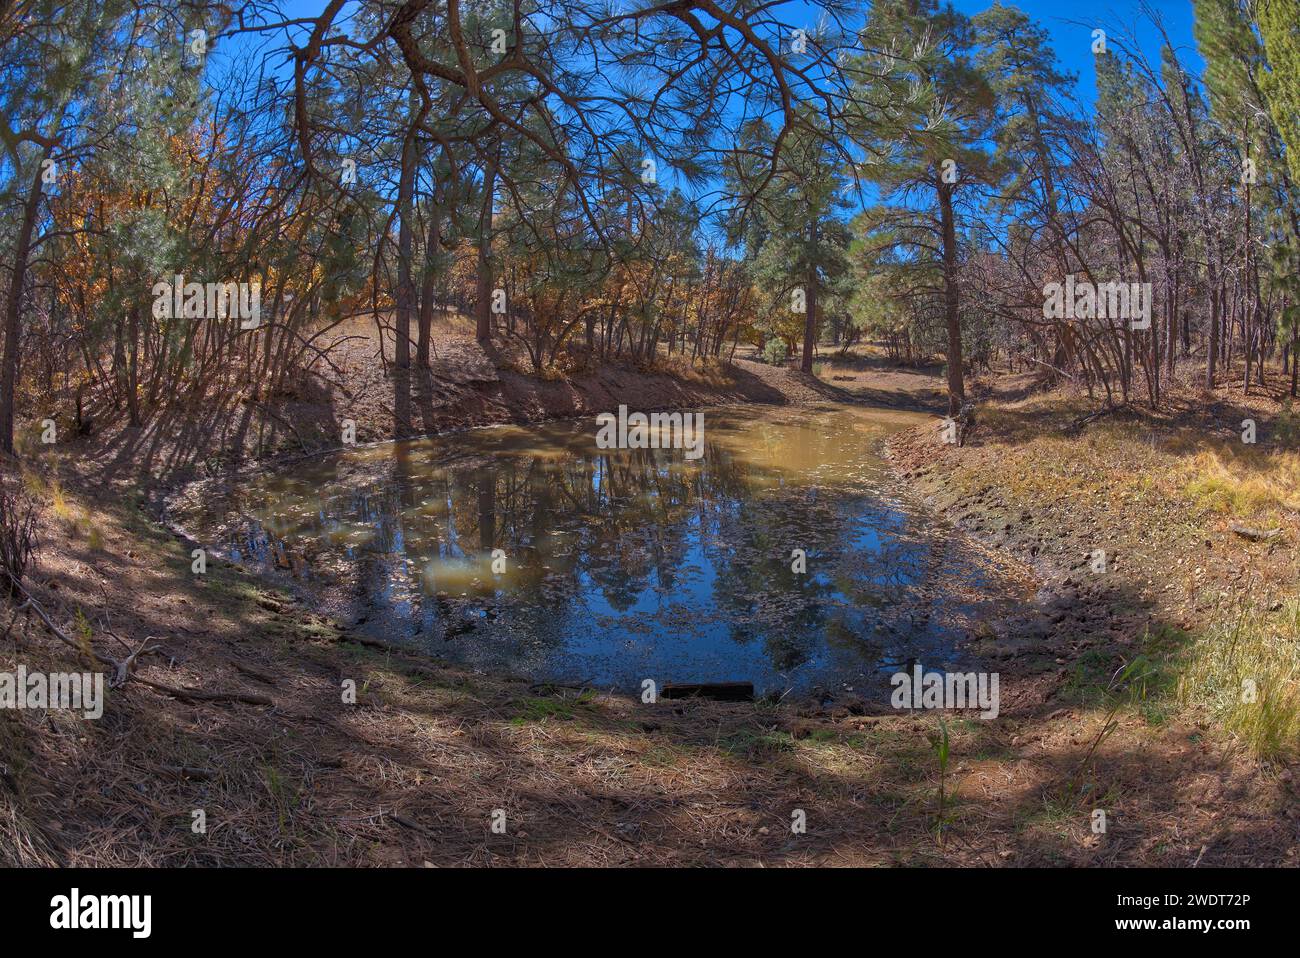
xmin=649 ymin=352 xmax=739 ymax=388
xmin=1175 ymin=600 xmax=1300 ymax=761
xmin=889 ymin=371 xmax=1300 ymax=772
xmin=1179 ymin=444 xmax=1300 ymax=521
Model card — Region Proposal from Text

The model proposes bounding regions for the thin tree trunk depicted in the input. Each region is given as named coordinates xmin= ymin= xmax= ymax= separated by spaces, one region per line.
xmin=0 ymin=160 xmax=47 ymax=455
xmin=800 ymin=222 xmax=818 ymax=374
xmin=475 ymin=153 xmax=498 ymax=345
xmin=938 ymin=179 xmax=964 ymax=416
xmin=1291 ymin=317 xmax=1298 ymax=398
xmin=416 ymin=199 xmax=441 ymax=368
xmin=394 ymin=102 xmax=417 ymax=369
xmin=1207 ymin=278 xmax=1220 ymax=390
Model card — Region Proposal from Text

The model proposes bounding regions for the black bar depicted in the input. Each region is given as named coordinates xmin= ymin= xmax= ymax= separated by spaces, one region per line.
xmin=3 ymin=867 xmax=1286 ymax=943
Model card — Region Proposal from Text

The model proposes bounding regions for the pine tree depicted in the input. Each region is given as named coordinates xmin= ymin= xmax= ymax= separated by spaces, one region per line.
xmin=0 ymin=0 xmax=136 ymax=453
xmin=1195 ymin=0 xmax=1300 ymax=392
xmin=973 ymin=3 xmax=1079 ymax=377
xmin=849 ymin=0 xmax=1000 ymax=415
xmin=726 ymin=111 xmax=853 ymax=374
xmin=1255 ymin=0 xmax=1300 ymax=191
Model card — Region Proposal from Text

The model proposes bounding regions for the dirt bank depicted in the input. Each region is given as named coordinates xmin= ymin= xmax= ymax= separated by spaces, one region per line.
xmin=3 ymin=350 xmax=1296 ymax=867
xmin=7 ymin=473 xmax=1293 ymax=867
xmin=51 ymin=318 xmax=869 ymax=510
xmin=875 ymin=368 xmax=1300 ymax=864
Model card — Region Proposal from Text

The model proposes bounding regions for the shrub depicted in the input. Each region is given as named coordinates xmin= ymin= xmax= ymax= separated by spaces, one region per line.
xmin=762 ymin=339 xmax=788 ymax=366
xmin=0 ymin=476 xmax=38 ymax=598
xmin=1277 ymin=398 xmax=1300 ymax=446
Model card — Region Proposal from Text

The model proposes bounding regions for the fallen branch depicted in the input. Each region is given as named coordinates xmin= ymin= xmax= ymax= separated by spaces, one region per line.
xmin=332 ymin=630 xmax=389 ymax=651
xmin=111 ymin=636 xmax=162 ymax=686
xmin=388 ymin=811 xmax=438 ymax=838
xmin=1063 ymin=404 xmax=1125 ymax=435
xmin=1230 ymin=523 xmax=1282 ymax=543
xmin=661 ymin=681 xmax=754 ymax=701
xmin=159 ymin=765 xmax=215 ymax=781
xmin=132 ymin=676 xmax=274 ymax=707
xmin=10 ymin=580 xmax=273 ymax=707
xmin=233 ymin=660 xmax=279 ymax=686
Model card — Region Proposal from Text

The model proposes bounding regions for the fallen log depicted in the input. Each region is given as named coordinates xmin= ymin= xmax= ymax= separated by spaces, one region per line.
xmin=1229 ymin=523 xmax=1282 ymax=543
xmin=134 ymin=676 xmax=274 ymax=707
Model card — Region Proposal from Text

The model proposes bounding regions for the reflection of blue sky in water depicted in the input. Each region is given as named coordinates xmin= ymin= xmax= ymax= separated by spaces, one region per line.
xmin=202 ymin=405 xmax=1030 ymax=697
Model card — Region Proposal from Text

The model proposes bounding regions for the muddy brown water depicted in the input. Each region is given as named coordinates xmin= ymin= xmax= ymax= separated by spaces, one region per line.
xmin=180 ymin=404 xmax=1030 ymax=697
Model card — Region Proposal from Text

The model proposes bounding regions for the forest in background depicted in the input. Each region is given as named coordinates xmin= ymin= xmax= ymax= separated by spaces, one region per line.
xmin=0 ymin=0 xmax=1296 ymax=463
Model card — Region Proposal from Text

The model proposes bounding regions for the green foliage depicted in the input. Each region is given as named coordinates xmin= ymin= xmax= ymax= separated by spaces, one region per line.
xmin=973 ymin=2 xmax=1077 ymax=225
xmin=726 ymin=109 xmax=854 ymax=361
xmin=847 ymin=0 xmax=1003 ymax=400
xmin=1256 ymin=0 xmax=1300 ymax=188
xmin=761 ymin=338 xmax=788 ymax=366
xmin=509 ymin=690 xmax=597 ymax=724
xmin=1278 ymin=399 xmax=1300 ymax=445
xmin=925 ymin=715 xmax=952 ymax=832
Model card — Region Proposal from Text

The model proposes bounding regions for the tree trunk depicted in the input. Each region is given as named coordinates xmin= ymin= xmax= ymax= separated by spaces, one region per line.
xmin=1242 ymin=124 xmax=1252 ymax=395
xmin=938 ymin=179 xmax=964 ymax=416
xmin=475 ymin=154 xmax=498 ymax=345
xmin=416 ymin=199 xmax=441 ymax=368
xmin=1291 ymin=319 xmax=1298 ymax=398
xmin=800 ymin=222 xmax=818 ymax=374
xmin=394 ymin=107 xmax=417 ymax=369
xmin=126 ymin=303 xmax=143 ymax=426
xmin=1206 ymin=282 xmax=1218 ymax=391
xmin=0 ymin=161 xmax=46 ymax=455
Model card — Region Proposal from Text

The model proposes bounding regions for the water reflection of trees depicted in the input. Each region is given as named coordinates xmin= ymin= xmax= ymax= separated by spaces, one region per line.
xmin=228 ymin=415 xmax=966 ymax=682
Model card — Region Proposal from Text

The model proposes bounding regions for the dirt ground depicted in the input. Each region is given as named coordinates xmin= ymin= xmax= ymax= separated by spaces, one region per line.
xmin=2 ymin=337 xmax=1297 ymax=867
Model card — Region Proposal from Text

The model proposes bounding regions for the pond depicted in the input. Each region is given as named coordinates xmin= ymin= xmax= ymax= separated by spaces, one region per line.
xmin=182 ymin=404 xmax=1030 ymax=698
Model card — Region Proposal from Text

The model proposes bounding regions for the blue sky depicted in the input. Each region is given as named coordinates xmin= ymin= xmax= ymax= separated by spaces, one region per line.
xmin=947 ymin=0 xmax=1204 ymax=106
xmin=784 ymin=0 xmax=1203 ymax=106
xmin=211 ymin=1 xmax=1209 ymax=222
xmin=224 ymin=1 xmax=1207 ymax=133
xmin=240 ymin=1 xmax=1205 ymax=106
